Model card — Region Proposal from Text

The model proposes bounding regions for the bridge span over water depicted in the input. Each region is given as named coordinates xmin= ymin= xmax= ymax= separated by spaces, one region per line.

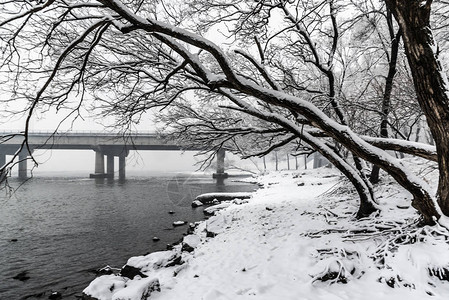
xmin=0 ymin=131 xmax=227 ymax=180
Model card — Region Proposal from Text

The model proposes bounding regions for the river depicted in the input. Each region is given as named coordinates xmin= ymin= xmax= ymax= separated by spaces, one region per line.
xmin=0 ymin=172 xmax=257 ymax=299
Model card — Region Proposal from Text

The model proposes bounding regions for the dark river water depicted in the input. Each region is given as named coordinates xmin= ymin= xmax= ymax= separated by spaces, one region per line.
xmin=0 ymin=173 xmax=256 ymax=299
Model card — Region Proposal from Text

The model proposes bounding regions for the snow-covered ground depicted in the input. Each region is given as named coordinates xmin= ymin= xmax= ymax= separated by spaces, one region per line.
xmin=83 ymin=158 xmax=449 ymax=300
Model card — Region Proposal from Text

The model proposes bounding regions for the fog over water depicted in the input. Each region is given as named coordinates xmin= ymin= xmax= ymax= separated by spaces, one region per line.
xmin=10 ymin=148 xmax=264 ymax=176
xmin=27 ymin=150 xmax=202 ymax=175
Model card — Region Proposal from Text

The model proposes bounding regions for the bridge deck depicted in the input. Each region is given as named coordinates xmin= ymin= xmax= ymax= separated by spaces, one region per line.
xmin=0 ymin=131 xmax=201 ymax=152
xmin=0 ymin=131 xmax=222 ymax=179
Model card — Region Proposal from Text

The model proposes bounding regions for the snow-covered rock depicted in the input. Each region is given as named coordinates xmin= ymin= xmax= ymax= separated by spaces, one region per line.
xmin=172 ymin=221 xmax=186 ymax=226
xmin=111 ymin=277 xmax=160 ymax=300
xmin=83 ymin=275 xmax=127 ymax=300
xmin=181 ymin=234 xmax=201 ymax=252
xmin=127 ymin=251 xmax=182 ymax=272
xmin=203 ymin=202 xmax=232 ymax=216
xmin=191 ymin=200 xmax=203 ymax=208
xmin=120 ymin=265 xmax=147 ymax=280
xmin=195 ymin=192 xmax=252 ymax=204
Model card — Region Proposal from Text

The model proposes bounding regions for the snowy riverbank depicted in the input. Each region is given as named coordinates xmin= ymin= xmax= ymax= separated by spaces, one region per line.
xmin=83 ymin=159 xmax=449 ymax=300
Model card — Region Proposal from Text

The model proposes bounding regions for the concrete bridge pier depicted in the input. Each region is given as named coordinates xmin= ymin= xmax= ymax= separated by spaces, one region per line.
xmin=90 ymin=150 xmax=106 ymax=178
xmin=107 ymin=154 xmax=114 ymax=178
xmin=0 ymin=146 xmax=29 ymax=179
xmin=95 ymin=150 xmax=105 ymax=174
xmin=90 ymin=147 xmax=128 ymax=179
xmin=118 ymin=153 xmax=126 ymax=181
xmin=18 ymin=150 xmax=28 ymax=179
xmin=0 ymin=152 xmax=6 ymax=181
xmin=0 ymin=152 xmax=5 ymax=169
xmin=213 ymin=148 xmax=228 ymax=179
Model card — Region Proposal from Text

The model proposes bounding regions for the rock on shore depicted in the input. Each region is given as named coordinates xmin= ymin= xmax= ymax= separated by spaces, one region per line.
xmin=194 ymin=192 xmax=252 ymax=204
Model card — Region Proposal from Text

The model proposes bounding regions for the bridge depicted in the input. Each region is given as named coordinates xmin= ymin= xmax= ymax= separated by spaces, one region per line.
xmin=0 ymin=131 xmax=228 ymax=180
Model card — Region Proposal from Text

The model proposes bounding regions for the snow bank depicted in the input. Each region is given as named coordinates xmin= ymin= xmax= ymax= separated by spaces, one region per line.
xmin=84 ymin=160 xmax=449 ymax=300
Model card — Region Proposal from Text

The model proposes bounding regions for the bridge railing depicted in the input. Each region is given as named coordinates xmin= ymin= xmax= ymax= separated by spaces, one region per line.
xmin=0 ymin=130 xmax=158 ymax=137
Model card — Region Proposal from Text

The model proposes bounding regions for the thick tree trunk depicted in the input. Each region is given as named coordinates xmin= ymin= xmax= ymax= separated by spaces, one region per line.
xmin=385 ymin=0 xmax=449 ymax=216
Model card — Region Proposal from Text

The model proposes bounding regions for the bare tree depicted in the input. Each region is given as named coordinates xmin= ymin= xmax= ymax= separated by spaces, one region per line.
xmin=0 ymin=0 xmax=447 ymax=224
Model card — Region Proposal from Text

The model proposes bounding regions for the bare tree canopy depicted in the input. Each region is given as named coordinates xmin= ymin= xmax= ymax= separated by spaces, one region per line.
xmin=1 ymin=0 xmax=449 ymax=225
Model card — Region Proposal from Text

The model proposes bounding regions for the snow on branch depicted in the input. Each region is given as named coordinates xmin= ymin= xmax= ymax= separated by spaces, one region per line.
xmin=362 ymin=136 xmax=437 ymax=162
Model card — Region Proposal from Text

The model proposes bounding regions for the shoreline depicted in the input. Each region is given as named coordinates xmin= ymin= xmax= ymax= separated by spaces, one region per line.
xmin=81 ymin=189 xmax=255 ymax=300
xmin=82 ymin=163 xmax=449 ymax=300
xmin=81 ymin=189 xmax=254 ymax=300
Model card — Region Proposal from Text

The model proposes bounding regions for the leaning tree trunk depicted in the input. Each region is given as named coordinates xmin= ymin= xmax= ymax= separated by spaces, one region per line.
xmin=302 ymin=133 xmax=378 ymax=218
xmin=385 ymin=0 xmax=449 ymax=216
